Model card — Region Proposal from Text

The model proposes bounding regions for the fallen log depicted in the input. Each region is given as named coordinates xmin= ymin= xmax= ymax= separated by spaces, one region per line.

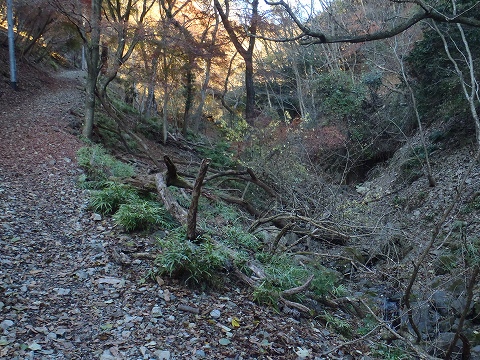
xmin=155 ymin=172 xmax=188 ymax=224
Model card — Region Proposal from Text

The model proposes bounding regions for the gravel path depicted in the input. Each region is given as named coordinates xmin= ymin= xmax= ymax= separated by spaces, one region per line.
xmin=0 ymin=70 xmax=354 ymax=359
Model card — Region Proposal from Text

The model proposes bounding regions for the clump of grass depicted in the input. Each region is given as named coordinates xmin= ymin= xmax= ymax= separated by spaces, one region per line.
xmin=319 ymin=311 xmax=353 ymax=337
xmin=89 ymin=182 xmax=139 ymax=215
xmin=113 ymin=200 xmax=176 ymax=232
xmin=252 ymin=253 xmax=338 ymax=307
xmin=77 ymin=144 xmax=135 ymax=184
xmin=155 ymin=228 xmax=230 ymax=285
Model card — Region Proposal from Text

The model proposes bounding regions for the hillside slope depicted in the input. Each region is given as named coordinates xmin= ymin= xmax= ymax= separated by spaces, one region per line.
xmin=0 ymin=55 xmax=362 ymax=359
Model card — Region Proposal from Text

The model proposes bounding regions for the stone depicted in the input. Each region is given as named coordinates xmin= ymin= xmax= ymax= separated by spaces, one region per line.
xmin=195 ymin=349 xmax=206 ymax=358
xmin=210 ymin=309 xmax=221 ymax=319
xmin=155 ymin=350 xmax=171 ymax=360
xmin=151 ymin=305 xmax=163 ymax=318
xmin=431 ymin=290 xmax=450 ymax=316
xmin=0 ymin=320 xmax=14 ymax=330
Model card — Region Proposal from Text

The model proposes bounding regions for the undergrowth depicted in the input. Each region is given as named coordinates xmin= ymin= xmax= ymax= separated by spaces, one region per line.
xmin=77 ymin=144 xmax=176 ymax=231
xmin=77 ymin=144 xmax=135 ymax=187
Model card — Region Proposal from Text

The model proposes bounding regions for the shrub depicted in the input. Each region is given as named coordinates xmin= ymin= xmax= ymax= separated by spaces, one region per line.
xmin=197 ymin=140 xmax=237 ymax=169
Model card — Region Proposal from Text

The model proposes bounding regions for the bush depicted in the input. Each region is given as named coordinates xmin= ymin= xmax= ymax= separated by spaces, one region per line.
xmin=197 ymin=140 xmax=237 ymax=169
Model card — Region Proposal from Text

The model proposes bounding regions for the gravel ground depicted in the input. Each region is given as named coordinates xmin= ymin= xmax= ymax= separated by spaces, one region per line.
xmin=0 ymin=69 xmax=364 ymax=359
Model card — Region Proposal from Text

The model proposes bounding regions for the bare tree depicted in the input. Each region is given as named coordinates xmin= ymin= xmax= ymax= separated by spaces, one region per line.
xmin=98 ymin=0 xmax=155 ymax=100
xmin=263 ymin=0 xmax=480 ymax=44
xmin=214 ymin=0 xmax=260 ymax=125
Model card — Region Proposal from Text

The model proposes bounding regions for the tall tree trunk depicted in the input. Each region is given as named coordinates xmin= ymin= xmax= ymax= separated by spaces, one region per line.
xmin=292 ymin=58 xmax=306 ymax=119
xmin=83 ymin=0 xmax=102 ymax=139
xmin=145 ymin=56 xmax=159 ymax=119
xmin=214 ymin=0 xmax=258 ymax=125
xmin=244 ymin=56 xmax=256 ymax=124
xmin=192 ymin=9 xmax=219 ymax=131
xmin=182 ymin=57 xmax=195 ymax=136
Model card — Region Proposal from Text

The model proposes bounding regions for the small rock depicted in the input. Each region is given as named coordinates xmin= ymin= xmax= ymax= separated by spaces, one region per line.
xmin=28 ymin=342 xmax=42 ymax=351
xmin=195 ymin=349 xmax=206 ymax=358
xmin=151 ymin=305 xmax=163 ymax=317
xmin=100 ymin=349 xmax=116 ymax=360
xmin=155 ymin=350 xmax=171 ymax=360
xmin=210 ymin=309 xmax=221 ymax=319
xmin=93 ymin=213 xmax=102 ymax=221
xmin=1 ymin=320 xmax=14 ymax=330
xmin=54 ymin=287 xmax=71 ymax=295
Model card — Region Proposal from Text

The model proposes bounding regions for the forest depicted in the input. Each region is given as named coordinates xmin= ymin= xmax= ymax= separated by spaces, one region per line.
xmin=1 ymin=0 xmax=480 ymax=359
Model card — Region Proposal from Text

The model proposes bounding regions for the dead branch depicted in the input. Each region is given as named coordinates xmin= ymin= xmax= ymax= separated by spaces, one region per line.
xmin=204 ymin=170 xmax=249 ymax=182
xmin=131 ymin=252 xmax=157 ymax=260
xmin=178 ymin=304 xmax=200 ymax=314
xmin=232 ymin=265 xmax=257 ymax=288
xmin=121 ymin=175 xmax=157 ymax=195
xmin=246 ymin=168 xmax=279 ymax=199
xmin=164 ymin=155 xmax=193 ymax=189
xmin=218 ymin=193 xmax=262 ymax=218
xmin=187 ymin=159 xmax=210 ymax=240
xmin=251 ymin=214 xmax=349 ymax=246
xmin=281 ymin=274 xmax=314 ymax=297
xmin=279 ymin=296 xmax=311 ymax=313
xmin=271 ymin=222 xmax=295 ymax=252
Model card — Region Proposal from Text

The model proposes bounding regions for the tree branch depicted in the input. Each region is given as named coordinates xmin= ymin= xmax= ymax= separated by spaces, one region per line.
xmin=261 ymin=1 xmax=480 ymax=45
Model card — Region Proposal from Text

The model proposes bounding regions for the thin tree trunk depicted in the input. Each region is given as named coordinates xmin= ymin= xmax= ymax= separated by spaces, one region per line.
xmin=83 ymin=0 xmax=102 ymax=139
xmin=182 ymin=57 xmax=195 ymax=136
xmin=393 ymin=39 xmax=435 ymax=187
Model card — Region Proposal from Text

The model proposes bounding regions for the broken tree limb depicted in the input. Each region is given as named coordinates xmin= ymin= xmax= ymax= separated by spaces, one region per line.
xmin=164 ymin=155 xmax=193 ymax=189
xmin=155 ymin=172 xmax=188 ymax=224
xmin=281 ymin=274 xmax=314 ymax=297
xmin=271 ymin=222 xmax=296 ymax=253
xmin=279 ymin=296 xmax=311 ymax=313
xmin=246 ymin=168 xmax=279 ymax=199
xmin=279 ymin=275 xmax=315 ymax=313
xmin=251 ymin=214 xmax=349 ymax=246
xmin=217 ymin=194 xmax=262 ymax=218
xmin=187 ymin=159 xmax=210 ymax=240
